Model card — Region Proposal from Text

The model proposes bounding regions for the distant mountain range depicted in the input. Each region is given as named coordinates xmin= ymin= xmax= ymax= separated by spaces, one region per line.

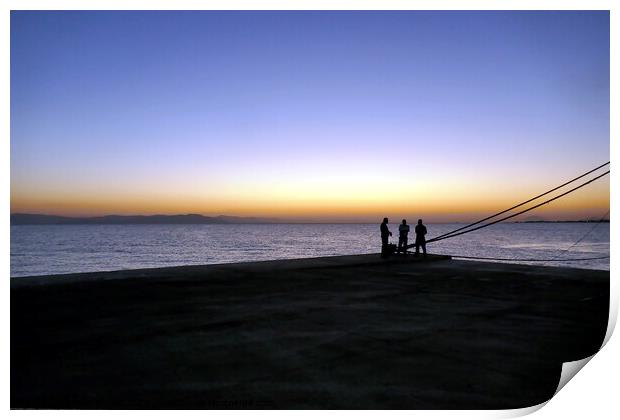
xmin=10 ymin=213 xmax=282 ymax=225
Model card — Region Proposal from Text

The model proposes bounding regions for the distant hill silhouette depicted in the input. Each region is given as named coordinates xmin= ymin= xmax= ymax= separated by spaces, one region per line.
xmin=10 ymin=213 xmax=281 ymax=225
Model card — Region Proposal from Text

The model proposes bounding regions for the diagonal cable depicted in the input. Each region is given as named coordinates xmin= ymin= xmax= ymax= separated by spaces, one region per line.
xmin=431 ymin=161 xmax=610 ymax=242
xmin=417 ymin=170 xmax=610 ymax=245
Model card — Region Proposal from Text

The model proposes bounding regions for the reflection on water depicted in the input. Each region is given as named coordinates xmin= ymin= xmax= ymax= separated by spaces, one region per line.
xmin=10 ymin=222 xmax=610 ymax=277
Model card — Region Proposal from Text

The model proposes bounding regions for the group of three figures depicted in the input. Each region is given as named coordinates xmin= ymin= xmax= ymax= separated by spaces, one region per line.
xmin=380 ymin=217 xmax=427 ymax=258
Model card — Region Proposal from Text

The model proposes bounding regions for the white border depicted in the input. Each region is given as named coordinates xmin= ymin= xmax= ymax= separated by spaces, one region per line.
xmin=3 ymin=1 xmax=617 ymax=419
xmin=0 ymin=0 xmax=616 ymax=11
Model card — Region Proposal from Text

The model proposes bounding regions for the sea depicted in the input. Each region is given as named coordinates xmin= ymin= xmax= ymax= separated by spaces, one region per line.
xmin=10 ymin=222 xmax=610 ymax=277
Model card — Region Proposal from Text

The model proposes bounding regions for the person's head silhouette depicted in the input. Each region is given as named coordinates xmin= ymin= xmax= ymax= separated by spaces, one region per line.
xmin=383 ymin=217 xmax=388 ymax=224
xmin=402 ymin=219 xmax=407 ymax=225
xmin=418 ymin=219 xmax=423 ymax=225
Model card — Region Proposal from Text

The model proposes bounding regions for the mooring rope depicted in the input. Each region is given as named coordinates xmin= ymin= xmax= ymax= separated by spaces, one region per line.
xmin=424 ymin=170 xmax=610 ymax=244
xmin=440 ymin=213 xmax=610 ymax=263
xmin=449 ymin=255 xmax=609 ymax=262
xmin=552 ymin=210 xmax=610 ymax=259
xmin=430 ymin=161 xmax=610 ymax=242
xmin=399 ymin=162 xmax=610 ymax=263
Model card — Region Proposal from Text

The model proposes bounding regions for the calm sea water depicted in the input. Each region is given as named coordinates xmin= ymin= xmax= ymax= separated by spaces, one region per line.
xmin=10 ymin=223 xmax=610 ymax=277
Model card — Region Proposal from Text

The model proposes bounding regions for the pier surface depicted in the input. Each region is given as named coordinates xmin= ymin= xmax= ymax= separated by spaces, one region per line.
xmin=11 ymin=254 xmax=609 ymax=409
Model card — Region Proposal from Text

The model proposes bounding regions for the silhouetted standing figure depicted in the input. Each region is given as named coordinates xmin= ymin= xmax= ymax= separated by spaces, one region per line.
xmin=380 ymin=217 xmax=392 ymax=258
xmin=415 ymin=219 xmax=427 ymax=257
xmin=398 ymin=219 xmax=410 ymax=254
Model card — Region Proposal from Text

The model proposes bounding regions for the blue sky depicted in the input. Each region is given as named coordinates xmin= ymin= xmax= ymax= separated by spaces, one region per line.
xmin=10 ymin=11 xmax=610 ymax=221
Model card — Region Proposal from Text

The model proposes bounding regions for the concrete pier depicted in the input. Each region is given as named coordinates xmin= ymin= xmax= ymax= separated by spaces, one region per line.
xmin=11 ymin=254 xmax=609 ymax=409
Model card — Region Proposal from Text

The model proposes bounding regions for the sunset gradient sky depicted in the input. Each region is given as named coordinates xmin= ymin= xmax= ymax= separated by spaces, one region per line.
xmin=11 ymin=11 xmax=610 ymax=222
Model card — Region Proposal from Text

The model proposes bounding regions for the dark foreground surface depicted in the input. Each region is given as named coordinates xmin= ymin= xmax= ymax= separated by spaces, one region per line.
xmin=11 ymin=254 xmax=609 ymax=409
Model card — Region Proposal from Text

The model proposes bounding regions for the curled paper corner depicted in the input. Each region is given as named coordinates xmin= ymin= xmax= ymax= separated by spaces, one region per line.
xmin=496 ymin=355 xmax=598 ymax=419
xmin=554 ymin=355 xmax=595 ymax=396
xmin=601 ymin=290 xmax=618 ymax=348
xmin=551 ymin=287 xmax=619 ymax=399
xmin=493 ymin=401 xmax=548 ymax=419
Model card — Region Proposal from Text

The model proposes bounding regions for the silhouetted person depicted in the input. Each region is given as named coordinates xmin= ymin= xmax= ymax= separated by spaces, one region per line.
xmin=398 ymin=219 xmax=410 ymax=254
xmin=380 ymin=217 xmax=392 ymax=258
xmin=415 ymin=219 xmax=427 ymax=257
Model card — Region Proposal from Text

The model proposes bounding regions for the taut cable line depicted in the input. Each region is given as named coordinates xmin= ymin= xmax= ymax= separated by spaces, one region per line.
xmin=411 ymin=169 xmax=610 ymax=246
xmin=447 ymin=255 xmax=609 ymax=262
xmin=448 ymin=209 xmax=611 ymax=263
xmin=431 ymin=161 xmax=610 ymax=242
xmin=552 ymin=209 xmax=610 ymax=259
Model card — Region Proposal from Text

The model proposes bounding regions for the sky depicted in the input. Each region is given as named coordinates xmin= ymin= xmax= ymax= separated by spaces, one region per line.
xmin=10 ymin=11 xmax=610 ymax=222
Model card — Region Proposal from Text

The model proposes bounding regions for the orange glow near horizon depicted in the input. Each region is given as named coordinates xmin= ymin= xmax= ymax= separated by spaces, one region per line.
xmin=10 ymin=175 xmax=610 ymax=222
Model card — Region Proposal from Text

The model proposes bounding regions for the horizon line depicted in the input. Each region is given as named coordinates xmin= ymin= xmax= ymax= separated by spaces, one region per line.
xmin=10 ymin=212 xmax=610 ymax=225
